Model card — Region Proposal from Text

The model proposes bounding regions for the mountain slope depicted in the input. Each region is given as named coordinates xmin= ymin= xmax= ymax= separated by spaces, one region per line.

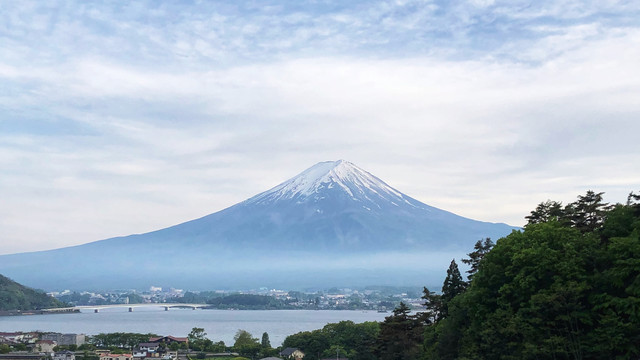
xmin=117 ymin=160 xmax=513 ymax=252
xmin=0 ymin=160 xmax=517 ymax=290
xmin=0 ymin=274 xmax=65 ymax=310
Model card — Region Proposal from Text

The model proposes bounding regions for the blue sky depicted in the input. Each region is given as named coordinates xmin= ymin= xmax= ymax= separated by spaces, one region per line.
xmin=1 ymin=0 xmax=639 ymax=254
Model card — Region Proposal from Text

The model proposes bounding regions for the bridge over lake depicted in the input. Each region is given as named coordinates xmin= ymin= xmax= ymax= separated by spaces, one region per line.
xmin=42 ymin=304 xmax=209 ymax=313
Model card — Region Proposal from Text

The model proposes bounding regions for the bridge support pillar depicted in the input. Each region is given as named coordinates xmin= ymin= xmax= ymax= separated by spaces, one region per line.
xmin=165 ymin=307 xmax=169 ymax=311
xmin=94 ymin=309 xmax=99 ymax=313
xmin=129 ymin=307 xmax=133 ymax=312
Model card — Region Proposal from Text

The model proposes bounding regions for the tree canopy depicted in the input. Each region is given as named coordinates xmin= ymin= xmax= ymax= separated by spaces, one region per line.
xmin=90 ymin=333 xmax=159 ymax=348
xmin=0 ymin=274 xmax=66 ymax=311
xmin=283 ymin=320 xmax=380 ymax=360
xmin=422 ymin=190 xmax=640 ymax=359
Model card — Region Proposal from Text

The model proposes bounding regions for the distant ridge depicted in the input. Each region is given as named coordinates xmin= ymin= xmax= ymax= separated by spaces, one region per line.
xmin=0 ymin=160 xmax=517 ymax=290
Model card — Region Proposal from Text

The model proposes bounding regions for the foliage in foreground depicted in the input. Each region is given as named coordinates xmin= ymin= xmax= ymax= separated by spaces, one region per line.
xmin=283 ymin=320 xmax=380 ymax=360
xmin=423 ymin=190 xmax=640 ymax=360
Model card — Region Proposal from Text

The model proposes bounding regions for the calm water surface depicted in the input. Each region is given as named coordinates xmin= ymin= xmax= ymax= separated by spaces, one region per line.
xmin=0 ymin=307 xmax=388 ymax=346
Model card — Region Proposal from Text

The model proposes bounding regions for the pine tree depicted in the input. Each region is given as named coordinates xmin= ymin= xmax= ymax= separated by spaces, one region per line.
xmin=461 ymin=238 xmax=494 ymax=281
xmin=525 ymin=200 xmax=564 ymax=225
xmin=261 ymin=332 xmax=271 ymax=349
xmin=375 ymin=302 xmax=424 ymax=360
xmin=441 ymin=259 xmax=465 ymax=318
xmin=422 ymin=286 xmax=443 ymax=323
xmin=628 ymin=191 xmax=640 ymax=216
xmin=565 ymin=190 xmax=611 ymax=233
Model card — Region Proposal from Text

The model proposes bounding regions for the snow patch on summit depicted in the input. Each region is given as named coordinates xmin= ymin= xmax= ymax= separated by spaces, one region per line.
xmin=246 ymin=160 xmax=422 ymax=208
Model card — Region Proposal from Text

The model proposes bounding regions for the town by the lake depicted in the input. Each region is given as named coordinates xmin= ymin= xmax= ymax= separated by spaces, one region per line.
xmin=0 ymin=285 xmax=425 ymax=360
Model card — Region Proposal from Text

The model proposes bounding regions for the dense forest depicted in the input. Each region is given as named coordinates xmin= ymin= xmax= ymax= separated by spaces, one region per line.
xmin=284 ymin=190 xmax=640 ymax=359
xmin=283 ymin=321 xmax=380 ymax=359
xmin=418 ymin=190 xmax=640 ymax=359
xmin=0 ymin=274 xmax=66 ymax=311
xmin=205 ymin=294 xmax=287 ymax=309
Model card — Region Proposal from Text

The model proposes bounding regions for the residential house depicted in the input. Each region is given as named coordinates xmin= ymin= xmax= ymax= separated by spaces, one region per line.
xmin=137 ymin=343 xmax=160 ymax=353
xmin=0 ymin=333 xmax=24 ymax=343
xmin=34 ymin=340 xmax=56 ymax=354
xmin=279 ymin=348 xmax=305 ymax=360
xmin=41 ymin=333 xmax=86 ymax=346
xmin=133 ymin=343 xmax=162 ymax=358
xmin=99 ymin=354 xmax=133 ymax=360
xmin=53 ymin=351 xmax=75 ymax=360
xmin=21 ymin=333 xmax=38 ymax=344
xmin=147 ymin=337 xmax=187 ymax=345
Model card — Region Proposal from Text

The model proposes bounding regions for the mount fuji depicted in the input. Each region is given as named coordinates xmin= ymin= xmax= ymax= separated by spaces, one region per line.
xmin=0 ymin=160 xmax=517 ymax=290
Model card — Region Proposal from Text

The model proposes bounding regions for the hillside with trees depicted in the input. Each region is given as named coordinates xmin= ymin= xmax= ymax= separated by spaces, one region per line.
xmin=0 ymin=274 xmax=66 ymax=311
xmin=420 ymin=190 xmax=640 ymax=359
xmin=282 ymin=190 xmax=640 ymax=359
xmin=205 ymin=294 xmax=286 ymax=309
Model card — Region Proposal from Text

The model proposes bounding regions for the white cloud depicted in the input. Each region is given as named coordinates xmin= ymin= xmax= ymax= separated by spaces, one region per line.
xmin=0 ymin=1 xmax=639 ymax=254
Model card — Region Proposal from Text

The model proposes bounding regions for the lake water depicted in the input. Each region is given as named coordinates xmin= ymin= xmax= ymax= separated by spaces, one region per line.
xmin=0 ymin=307 xmax=389 ymax=346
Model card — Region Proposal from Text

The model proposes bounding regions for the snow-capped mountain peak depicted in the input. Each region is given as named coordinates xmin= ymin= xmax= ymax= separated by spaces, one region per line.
xmin=246 ymin=160 xmax=421 ymax=208
xmin=0 ymin=159 xmax=518 ymax=290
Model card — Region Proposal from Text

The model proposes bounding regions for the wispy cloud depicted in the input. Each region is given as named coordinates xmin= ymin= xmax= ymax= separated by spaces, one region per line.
xmin=0 ymin=0 xmax=639 ymax=254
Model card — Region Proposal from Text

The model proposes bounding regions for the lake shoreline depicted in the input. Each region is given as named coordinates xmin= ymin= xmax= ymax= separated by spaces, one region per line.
xmin=0 ymin=309 xmax=388 ymax=346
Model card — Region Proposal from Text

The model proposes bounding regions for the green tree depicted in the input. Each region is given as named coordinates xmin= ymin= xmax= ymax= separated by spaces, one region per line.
xmin=440 ymin=259 xmax=465 ymax=318
xmin=283 ymin=329 xmax=329 ymax=358
xmin=90 ymin=333 xmax=158 ymax=348
xmin=283 ymin=321 xmax=379 ymax=360
xmin=423 ymin=291 xmax=471 ymax=360
xmin=525 ymin=200 xmax=564 ymax=225
xmin=233 ymin=330 xmax=260 ymax=358
xmin=422 ymin=260 xmax=469 ymax=360
xmin=628 ymin=191 xmax=640 ymax=214
xmin=421 ymin=192 xmax=640 ymax=359
xmin=375 ymin=302 xmax=425 ymax=359
xmin=565 ymin=190 xmax=611 ymax=233
xmin=260 ymin=332 xmax=271 ymax=349
xmin=458 ymin=221 xmax=595 ymax=359
xmin=421 ymin=286 xmax=442 ymax=323
xmin=323 ymin=345 xmax=353 ymax=359
xmin=461 ymin=238 xmax=494 ymax=281
xmin=452 ymin=197 xmax=639 ymax=360
xmin=188 ymin=327 xmax=207 ymax=351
